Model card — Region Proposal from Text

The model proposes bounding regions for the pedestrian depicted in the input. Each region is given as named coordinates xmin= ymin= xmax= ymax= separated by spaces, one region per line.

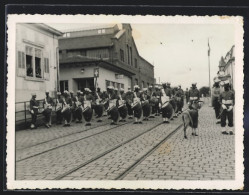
xmin=132 ymin=85 xmax=143 ymax=124
xmin=219 ymin=80 xmax=235 ymax=135
xmin=118 ymin=88 xmax=128 ymax=122
xmin=55 ymin=91 xmax=63 ymax=125
xmin=62 ymin=90 xmax=72 ymax=127
xmin=161 ymin=83 xmax=173 ymax=123
xmin=29 ymin=93 xmax=39 ymax=129
xmin=212 ymin=78 xmax=222 ymax=124
xmin=43 ymin=90 xmax=54 ymax=128
xmin=188 ymin=82 xmax=200 ymax=109
xmin=82 ymin=88 xmax=94 ymax=126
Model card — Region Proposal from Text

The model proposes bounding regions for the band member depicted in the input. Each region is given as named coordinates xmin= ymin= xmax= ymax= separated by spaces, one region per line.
xmin=161 ymin=83 xmax=173 ymax=123
xmin=30 ymin=93 xmax=39 ymax=129
xmin=185 ymin=88 xmax=189 ymax=103
xmin=101 ymin=90 xmax=109 ymax=116
xmin=82 ymin=88 xmax=94 ymax=126
xmin=132 ymin=85 xmax=143 ymax=124
xmin=70 ymin=91 xmax=76 ymax=122
xmin=117 ymin=88 xmax=128 ymax=122
xmin=148 ymin=85 xmax=156 ymax=118
xmin=62 ymin=90 xmax=72 ymax=127
xmin=74 ymin=90 xmax=83 ymax=123
xmin=153 ymin=85 xmax=161 ymax=116
xmin=175 ymin=85 xmax=184 ymax=114
xmin=219 ymin=80 xmax=235 ymax=135
xmin=55 ymin=91 xmax=63 ymax=125
xmin=94 ymin=87 xmax=105 ymax=122
xmin=166 ymin=82 xmax=177 ymax=119
xmin=43 ymin=90 xmax=54 ymax=128
xmin=212 ymin=78 xmax=222 ymax=124
xmin=125 ymin=87 xmax=134 ymax=119
xmin=188 ymin=82 xmax=200 ymax=109
xmin=107 ymin=86 xmax=119 ymax=125
xmin=141 ymin=88 xmax=151 ymax=121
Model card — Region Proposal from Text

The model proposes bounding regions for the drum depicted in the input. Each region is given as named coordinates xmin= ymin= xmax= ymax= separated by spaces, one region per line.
xmin=61 ymin=106 xmax=70 ymax=114
xmin=131 ymin=98 xmax=141 ymax=109
xmin=161 ymin=96 xmax=170 ymax=108
xmin=142 ymin=100 xmax=150 ymax=117
xmin=83 ymin=100 xmax=91 ymax=111
xmin=118 ymin=100 xmax=125 ymax=108
xmin=108 ymin=99 xmax=117 ymax=112
xmin=56 ymin=103 xmax=62 ymax=112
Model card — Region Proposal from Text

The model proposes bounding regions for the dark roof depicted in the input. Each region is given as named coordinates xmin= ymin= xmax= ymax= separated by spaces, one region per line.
xmin=59 ymin=34 xmax=114 ymax=50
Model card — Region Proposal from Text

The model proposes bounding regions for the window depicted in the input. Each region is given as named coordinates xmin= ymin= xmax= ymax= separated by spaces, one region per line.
xmin=26 ymin=46 xmax=33 ymax=77
xmin=60 ymin=80 xmax=68 ymax=93
xmin=121 ymin=83 xmax=124 ymax=89
xmin=35 ymin=49 xmax=42 ymax=78
xmin=98 ymin=29 xmax=105 ymax=34
xmin=135 ymin=58 xmax=138 ymax=68
xmin=18 ymin=51 xmax=25 ymax=68
xmin=101 ymin=29 xmax=105 ymax=33
xmin=120 ymin=49 xmax=124 ymax=62
xmin=127 ymin=45 xmax=130 ymax=65
xmin=106 ymin=80 xmax=110 ymax=89
xmin=135 ymin=79 xmax=138 ymax=85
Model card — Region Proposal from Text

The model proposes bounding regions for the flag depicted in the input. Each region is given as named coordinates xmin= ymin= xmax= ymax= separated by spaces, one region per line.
xmin=208 ymin=39 xmax=210 ymax=56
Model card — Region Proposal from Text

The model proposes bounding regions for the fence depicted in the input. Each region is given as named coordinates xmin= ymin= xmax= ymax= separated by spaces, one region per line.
xmin=15 ymin=98 xmax=59 ymax=129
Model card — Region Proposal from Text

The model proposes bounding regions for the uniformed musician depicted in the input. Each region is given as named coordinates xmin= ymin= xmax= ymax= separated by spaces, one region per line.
xmin=43 ymin=90 xmax=54 ymax=128
xmin=148 ymin=85 xmax=156 ymax=118
xmin=141 ymin=88 xmax=151 ymax=121
xmin=62 ymin=90 xmax=72 ymax=127
xmin=82 ymin=88 xmax=94 ymax=126
xmin=74 ymin=90 xmax=83 ymax=123
xmin=185 ymin=88 xmax=189 ymax=103
xmin=125 ymin=86 xmax=134 ymax=119
xmin=177 ymin=85 xmax=184 ymax=113
xmin=117 ymin=88 xmax=128 ymax=122
xmin=30 ymin=93 xmax=39 ymax=129
xmin=188 ymin=82 xmax=200 ymax=109
xmin=132 ymin=85 xmax=143 ymax=124
xmin=70 ymin=91 xmax=76 ymax=122
xmin=219 ymin=80 xmax=235 ymax=135
xmin=107 ymin=86 xmax=120 ymax=125
xmin=212 ymin=78 xmax=222 ymax=124
xmin=55 ymin=91 xmax=63 ymax=125
xmin=94 ymin=87 xmax=105 ymax=122
xmin=160 ymin=82 xmax=173 ymax=123
xmin=154 ymin=85 xmax=161 ymax=116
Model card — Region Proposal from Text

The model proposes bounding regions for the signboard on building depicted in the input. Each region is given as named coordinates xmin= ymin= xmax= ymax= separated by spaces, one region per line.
xmin=94 ymin=68 xmax=99 ymax=78
xmin=115 ymin=74 xmax=124 ymax=79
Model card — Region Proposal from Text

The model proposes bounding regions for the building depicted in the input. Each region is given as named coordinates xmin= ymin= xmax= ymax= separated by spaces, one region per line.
xmin=216 ymin=45 xmax=235 ymax=89
xmin=58 ymin=24 xmax=154 ymax=92
xmin=16 ymin=23 xmax=63 ymax=102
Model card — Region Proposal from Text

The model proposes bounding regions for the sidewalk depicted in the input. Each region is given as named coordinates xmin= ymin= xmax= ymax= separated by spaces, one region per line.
xmin=123 ymin=102 xmax=235 ymax=180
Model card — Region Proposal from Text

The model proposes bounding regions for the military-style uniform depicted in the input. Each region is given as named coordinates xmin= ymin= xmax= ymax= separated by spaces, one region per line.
xmin=212 ymin=86 xmax=222 ymax=121
xmin=117 ymin=91 xmax=128 ymax=122
xmin=62 ymin=95 xmax=72 ymax=126
xmin=107 ymin=90 xmax=119 ymax=124
xmin=154 ymin=89 xmax=161 ymax=116
xmin=131 ymin=90 xmax=143 ymax=123
xmin=125 ymin=91 xmax=134 ymax=118
xmin=141 ymin=91 xmax=151 ymax=121
xmin=188 ymin=87 xmax=200 ymax=108
xmin=185 ymin=89 xmax=189 ymax=103
xmin=220 ymin=89 xmax=235 ymax=134
xmin=82 ymin=92 xmax=94 ymax=126
xmin=74 ymin=94 xmax=83 ymax=123
xmin=30 ymin=97 xmax=39 ymax=129
xmin=55 ymin=94 xmax=63 ymax=124
xmin=94 ymin=90 xmax=105 ymax=122
xmin=161 ymin=87 xmax=173 ymax=122
xmin=43 ymin=95 xmax=54 ymax=127
xmin=176 ymin=87 xmax=184 ymax=112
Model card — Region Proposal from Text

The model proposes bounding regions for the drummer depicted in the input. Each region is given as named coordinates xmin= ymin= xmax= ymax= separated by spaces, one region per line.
xmin=141 ymin=88 xmax=151 ymax=121
xmin=132 ymin=85 xmax=143 ymax=124
xmin=117 ymin=88 xmax=128 ymax=122
xmin=161 ymin=82 xmax=173 ymax=123
xmin=55 ymin=91 xmax=63 ymax=125
xmin=125 ymin=86 xmax=133 ymax=119
xmin=70 ymin=91 xmax=76 ymax=122
xmin=62 ymin=90 xmax=72 ymax=127
xmin=82 ymin=88 xmax=94 ymax=126
xmin=43 ymin=90 xmax=54 ymax=128
xmin=107 ymin=86 xmax=120 ymax=125
xmin=74 ymin=90 xmax=83 ymax=123
xmin=94 ymin=87 xmax=105 ymax=122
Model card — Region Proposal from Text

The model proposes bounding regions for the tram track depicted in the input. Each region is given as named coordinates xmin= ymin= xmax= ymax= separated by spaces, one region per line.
xmin=16 ymin=120 xmax=132 ymax=162
xmin=54 ymin=121 xmax=169 ymax=180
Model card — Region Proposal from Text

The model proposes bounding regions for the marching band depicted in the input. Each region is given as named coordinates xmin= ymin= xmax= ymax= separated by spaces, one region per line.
xmin=29 ymin=81 xmax=234 ymax=135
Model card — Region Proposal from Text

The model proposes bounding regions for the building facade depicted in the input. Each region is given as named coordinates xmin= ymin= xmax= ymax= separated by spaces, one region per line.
xmin=16 ymin=23 xmax=62 ymax=102
xmin=216 ymin=45 xmax=235 ymax=89
xmin=59 ymin=24 xmax=155 ymax=92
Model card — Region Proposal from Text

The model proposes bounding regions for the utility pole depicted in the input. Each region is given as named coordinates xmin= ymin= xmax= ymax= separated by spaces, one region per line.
xmin=208 ymin=38 xmax=212 ymax=105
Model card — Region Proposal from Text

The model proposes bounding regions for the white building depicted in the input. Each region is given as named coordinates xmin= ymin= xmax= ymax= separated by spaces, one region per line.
xmin=15 ymin=23 xmax=63 ymax=103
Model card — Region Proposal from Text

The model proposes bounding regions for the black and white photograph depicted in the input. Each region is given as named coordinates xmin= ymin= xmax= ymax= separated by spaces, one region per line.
xmin=6 ymin=14 xmax=244 ymax=190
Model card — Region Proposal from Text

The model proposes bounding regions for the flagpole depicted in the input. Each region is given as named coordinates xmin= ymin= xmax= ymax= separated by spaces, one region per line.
xmin=208 ymin=38 xmax=212 ymax=106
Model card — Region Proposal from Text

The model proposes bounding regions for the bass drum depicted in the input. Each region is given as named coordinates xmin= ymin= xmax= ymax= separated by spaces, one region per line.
xmin=109 ymin=106 xmax=120 ymax=122
xmin=161 ymin=102 xmax=173 ymax=119
xmin=83 ymin=107 xmax=93 ymax=122
xmin=118 ymin=105 xmax=128 ymax=119
xmin=132 ymin=103 xmax=142 ymax=119
xmin=142 ymin=101 xmax=151 ymax=117
xmin=95 ymin=104 xmax=104 ymax=117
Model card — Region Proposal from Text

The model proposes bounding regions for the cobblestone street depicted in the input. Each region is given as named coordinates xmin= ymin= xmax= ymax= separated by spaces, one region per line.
xmin=15 ymin=99 xmax=235 ymax=180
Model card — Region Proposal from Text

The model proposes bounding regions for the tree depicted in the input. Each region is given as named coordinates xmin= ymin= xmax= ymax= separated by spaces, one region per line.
xmin=199 ymin=86 xmax=210 ymax=97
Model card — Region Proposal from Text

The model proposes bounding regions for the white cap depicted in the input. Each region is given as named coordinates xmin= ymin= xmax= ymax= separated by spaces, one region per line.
xmin=224 ymin=80 xmax=230 ymax=85
xmin=120 ymin=88 xmax=124 ymax=91
xmin=31 ymin=92 xmax=36 ymax=96
xmin=143 ymin=88 xmax=148 ymax=91
xmin=107 ymin=86 xmax=114 ymax=90
xmin=70 ymin=90 xmax=74 ymax=94
xmin=57 ymin=91 xmax=61 ymax=95
xmin=45 ymin=90 xmax=49 ymax=93
xmin=134 ymin=85 xmax=140 ymax=89
xmin=214 ymin=78 xmax=220 ymax=83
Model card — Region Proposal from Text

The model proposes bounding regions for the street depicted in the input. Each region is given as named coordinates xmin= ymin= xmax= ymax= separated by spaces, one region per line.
xmin=15 ymin=98 xmax=235 ymax=180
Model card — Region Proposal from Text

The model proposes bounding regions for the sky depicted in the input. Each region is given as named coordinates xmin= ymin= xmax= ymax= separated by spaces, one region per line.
xmin=47 ymin=23 xmax=235 ymax=90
